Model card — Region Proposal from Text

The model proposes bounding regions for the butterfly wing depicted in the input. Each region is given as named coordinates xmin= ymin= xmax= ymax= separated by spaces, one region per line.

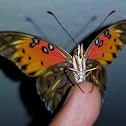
xmin=36 ymin=63 xmax=75 ymax=112
xmin=85 ymin=20 xmax=126 ymax=65
xmin=0 ymin=31 xmax=71 ymax=77
xmin=86 ymin=60 xmax=106 ymax=94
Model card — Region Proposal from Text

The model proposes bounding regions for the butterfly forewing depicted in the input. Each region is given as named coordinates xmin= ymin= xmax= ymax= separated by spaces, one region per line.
xmin=0 ymin=31 xmax=71 ymax=77
xmin=36 ymin=63 xmax=75 ymax=112
xmin=85 ymin=20 xmax=126 ymax=65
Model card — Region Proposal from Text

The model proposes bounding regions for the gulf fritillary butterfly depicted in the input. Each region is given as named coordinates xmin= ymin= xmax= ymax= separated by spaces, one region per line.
xmin=0 ymin=11 xmax=126 ymax=112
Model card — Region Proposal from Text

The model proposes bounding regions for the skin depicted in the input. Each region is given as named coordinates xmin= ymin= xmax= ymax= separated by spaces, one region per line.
xmin=49 ymin=82 xmax=101 ymax=126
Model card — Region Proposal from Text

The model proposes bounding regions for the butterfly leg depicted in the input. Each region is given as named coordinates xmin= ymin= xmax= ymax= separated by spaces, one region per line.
xmin=86 ymin=62 xmax=106 ymax=94
xmin=95 ymin=63 xmax=103 ymax=78
xmin=85 ymin=70 xmax=95 ymax=93
xmin=77 ymin=83 xmax=85 ymax=93
xmin=89 ymin=83 xmax=95 ymax=93
xmin=88 ymin=71 xmax=94 ymax=93
xmin=67 ymin=67 xmax=77 ymax=84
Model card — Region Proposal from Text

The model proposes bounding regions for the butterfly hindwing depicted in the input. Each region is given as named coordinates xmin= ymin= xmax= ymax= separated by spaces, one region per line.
xmin=86 ymin=60 xmax=106 ymax=94
xmin=36 ymin=63 xmax=75 ymax=112
xmin=85 ymin=20 xmax=126 ymax=65
xmin=0 ymin=31 xmax=71 ymax=77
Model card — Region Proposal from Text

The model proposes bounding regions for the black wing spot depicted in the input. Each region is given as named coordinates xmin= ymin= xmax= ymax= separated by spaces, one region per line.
xmin=30 ymin=38 xmax=39 ymax=48
xmin=21 ymin=64 xmax=28 ymax=71
xmin=95 ymin=38 xmax=99 ymax=45
xmin=98 ymin=40 xmax=103 ymax=48
xmin=112 ymin=53 xmax=117 ymax=58
xmin=110 ymin=46 xmax=112 ymax=50
xmin=29 ymin=56 xmax=31 ymax=60
xmin=104 ymin=30 xmax=111 ymax=39
xmin=116 ymin=45 xmax=121 ymax=50
xmin=108 ymin=34 xmax=111 ymax=39
xmin=114 ymin=38 xmax=116 ymax=43
xmin=106 ymin=61 xmax=112 ymax=64
xmin=28 ymin=71 xmax=36 ymax=76
xmin=16 ymin=57 xmax=22 ymax=62
xmin=41 ymin=61 xmax=44 ymax=66
xmin=22 ymin=49 xmax=25 ymax=54
xmin=102 ymin=53 xmax=104 ymax=57
xmin=48 ymin=44 xmax=54 ymax=50
xmin=42 ymin=46 xmax=49 ymax=54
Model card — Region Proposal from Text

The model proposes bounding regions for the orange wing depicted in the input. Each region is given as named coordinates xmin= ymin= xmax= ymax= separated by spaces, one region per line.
xmin=0 ymin=31 xmax=71 ymax=77
xmin=85 ymin=20 xmax=126 ymax=65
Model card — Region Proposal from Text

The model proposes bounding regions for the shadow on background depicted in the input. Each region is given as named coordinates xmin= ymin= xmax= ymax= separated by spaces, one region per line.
xmin=0 ymin=56 xmax=54 ymax=126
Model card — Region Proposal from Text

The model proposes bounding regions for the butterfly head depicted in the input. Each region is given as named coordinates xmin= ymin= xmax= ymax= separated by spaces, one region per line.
xmin=73 ymin=44 xmax=85 ymax=58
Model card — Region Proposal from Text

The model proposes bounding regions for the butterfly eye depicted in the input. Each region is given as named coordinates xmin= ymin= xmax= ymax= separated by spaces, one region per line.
xmin=48 ymin=44 xmax=54 ymax=50
xmin=73 ymin=48 xmax=78 ymax=55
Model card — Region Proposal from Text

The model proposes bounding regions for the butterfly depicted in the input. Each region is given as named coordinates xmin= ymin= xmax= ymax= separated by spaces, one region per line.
xmin=0 ymin=19 xmax=126 ymax=112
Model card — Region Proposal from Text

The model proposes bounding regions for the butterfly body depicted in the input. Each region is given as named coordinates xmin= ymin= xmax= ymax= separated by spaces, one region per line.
xmin=69 ymin=44 xmax=97 ymax=83
xmin=0 ymin=20 xmax=126 ymax=112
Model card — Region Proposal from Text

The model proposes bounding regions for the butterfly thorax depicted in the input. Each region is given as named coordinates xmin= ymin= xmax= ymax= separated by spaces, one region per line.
xmin=69 ymin=44 xmax=97 ymax=83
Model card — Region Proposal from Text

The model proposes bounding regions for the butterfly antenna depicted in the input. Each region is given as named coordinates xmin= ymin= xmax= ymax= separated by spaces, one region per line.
xmin=47 ymin=11 xmax=77 ymax=45
xmin=93 ymin=10 xmax=116 ymax=33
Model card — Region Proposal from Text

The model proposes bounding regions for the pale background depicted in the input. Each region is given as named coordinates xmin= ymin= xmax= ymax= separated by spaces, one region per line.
xmin=0 ymin=0 xmax=126 ymax=126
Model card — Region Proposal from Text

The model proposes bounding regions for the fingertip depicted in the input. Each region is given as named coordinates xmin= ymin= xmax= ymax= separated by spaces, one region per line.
xmin=49 ymin=82 xmax=101 ymax=126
